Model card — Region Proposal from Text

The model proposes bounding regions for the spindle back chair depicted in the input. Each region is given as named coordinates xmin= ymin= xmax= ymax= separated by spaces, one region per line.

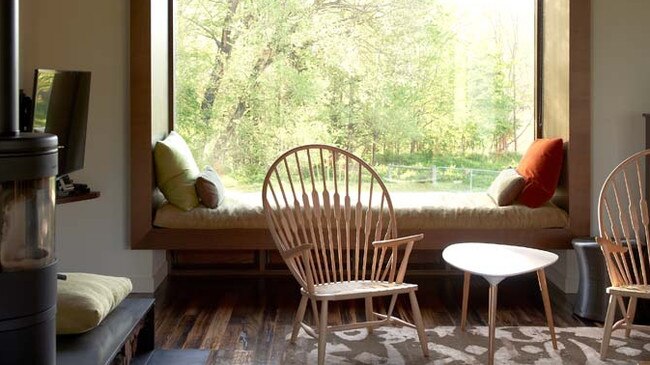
xmin=597 ymin=149 xmax=650 ymax=359
xmin=262 ymin=144 xmax=428 ymax=364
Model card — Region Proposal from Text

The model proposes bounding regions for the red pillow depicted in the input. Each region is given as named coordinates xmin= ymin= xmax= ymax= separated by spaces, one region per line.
xmin=516 ymin=138 xmax=564 ymax=208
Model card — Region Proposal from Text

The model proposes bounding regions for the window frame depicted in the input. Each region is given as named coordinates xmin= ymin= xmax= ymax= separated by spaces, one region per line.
xmin=128 ymin=0 xmax=590 ymax=250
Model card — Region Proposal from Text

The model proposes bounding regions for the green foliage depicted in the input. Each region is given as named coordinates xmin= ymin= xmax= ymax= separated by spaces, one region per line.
xmin=174 ymin=0 xmax=534 ymax=191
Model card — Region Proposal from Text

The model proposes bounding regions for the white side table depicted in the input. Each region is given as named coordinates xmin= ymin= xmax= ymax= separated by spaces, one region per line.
xmin=442 ymin=243 xmax=559 ymax=365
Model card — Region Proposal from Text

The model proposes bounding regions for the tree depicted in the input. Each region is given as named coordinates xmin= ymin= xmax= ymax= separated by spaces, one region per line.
xmin=174 ymin=0 xmax=535 ymax=190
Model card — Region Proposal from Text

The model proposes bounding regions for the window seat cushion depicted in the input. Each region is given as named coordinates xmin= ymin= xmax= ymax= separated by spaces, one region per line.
xmin=153 ymin=191 xmax=568 ymax=230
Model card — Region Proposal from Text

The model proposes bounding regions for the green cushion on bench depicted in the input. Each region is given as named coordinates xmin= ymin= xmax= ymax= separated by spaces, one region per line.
xmin=154 ymin=131 xmax=200 ymax=211
xmin=56 ymin=273 xmax=132 ymax=335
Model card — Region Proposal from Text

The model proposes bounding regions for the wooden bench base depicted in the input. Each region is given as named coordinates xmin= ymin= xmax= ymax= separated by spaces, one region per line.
xmin=134 ymin=227 xmax=575 ymax=250
xmin=57 ymin=297 xmax=154 ymax=365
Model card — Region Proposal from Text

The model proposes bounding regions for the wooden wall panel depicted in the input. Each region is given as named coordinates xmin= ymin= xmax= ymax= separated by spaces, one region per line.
xmin=171 ymin=250 xmax=257 ymax=267
xmin=151 ymin=0 xmax=170 ymax=144
xmin=567 ymin=0 xmax=592 ymax=236
xmin=541 ymin=0 xmax=591 ymax=237
xmin=130 ymin=0 xmax=153 ymax=247
xmin=131 ymin=0 xmax=171 ymax=248
xmin=542 ymin=0 xmax=570 ymax=140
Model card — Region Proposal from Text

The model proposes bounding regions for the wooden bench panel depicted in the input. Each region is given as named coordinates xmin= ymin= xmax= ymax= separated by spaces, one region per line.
xmin=134 ymin=227 xmax=573 ymax=250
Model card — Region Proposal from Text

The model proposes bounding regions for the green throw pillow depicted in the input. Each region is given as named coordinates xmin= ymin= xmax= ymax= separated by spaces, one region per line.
xmin=154 ymin=131 xmax=200 ymax=211
xmin=56 ymin=273 xmax=132 ymax=335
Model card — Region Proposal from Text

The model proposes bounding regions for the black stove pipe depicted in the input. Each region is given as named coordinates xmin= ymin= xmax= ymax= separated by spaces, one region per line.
xmin=0 ymin=0 xmax=19 ymax=136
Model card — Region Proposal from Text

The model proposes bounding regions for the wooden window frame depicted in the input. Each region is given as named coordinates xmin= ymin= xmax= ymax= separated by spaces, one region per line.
xmin=130 ymin=0 xmax=591 ymax=250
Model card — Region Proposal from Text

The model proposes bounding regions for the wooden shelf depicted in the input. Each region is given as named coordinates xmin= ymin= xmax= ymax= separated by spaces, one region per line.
xmin=57 ymin=191 xmax=100 ymax=205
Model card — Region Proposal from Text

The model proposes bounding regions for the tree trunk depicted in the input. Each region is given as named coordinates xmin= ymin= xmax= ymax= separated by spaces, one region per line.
xmin=200 ymin=55 xmax=224 ymax=125
xmin=510 ymin=20 xmax=519 ymax=153
xmin=221 ymin=48 xmax=274 ymax=156
xmin=198 ymin=0 xmax=240 ymax=125
xmin=511 ymin=65 xmax=517 ymax=153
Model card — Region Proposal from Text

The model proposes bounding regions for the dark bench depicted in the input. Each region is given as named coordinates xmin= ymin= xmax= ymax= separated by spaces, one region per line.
xmin=57 ymin=297 xmax=154 ymax=365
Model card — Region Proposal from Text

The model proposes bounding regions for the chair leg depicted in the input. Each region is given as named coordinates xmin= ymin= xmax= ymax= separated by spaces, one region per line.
xmin=625 ymin=297 xmax=638 ymax=338
xmin=461 ymin=271 xmax=470 ymax=331
xmin=291 ymin=295 xmax=309 ymax=344
xmin=365 ymin=297 xmax=374 ymax=334
xmin=487 ymin=284 xmax=498 ymax=365
xmin=311 ymin=298 xmax=320 ymax=328
xmin=537 ymin=269 xmax=558 ymax=349
xmin=318 ymin=300 xmax=329 ymax=365
xmin=601 ymin=294 xmax=618 ymax=360
xmin=617 ymin=296 xmax=628 ymax=317
xmin=387 ymin=294 xmax=398 ymax=319
xmin=408 ymin=291 xmax=429 ymax=357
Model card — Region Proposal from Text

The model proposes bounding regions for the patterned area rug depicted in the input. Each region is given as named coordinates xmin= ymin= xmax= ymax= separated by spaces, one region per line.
xmin=282 ymin=326 xmax=650 ymax=364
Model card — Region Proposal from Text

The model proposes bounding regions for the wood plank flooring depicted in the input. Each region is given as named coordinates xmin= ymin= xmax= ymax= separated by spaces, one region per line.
xmin=152 ymin=273 xmax=596 ymax=363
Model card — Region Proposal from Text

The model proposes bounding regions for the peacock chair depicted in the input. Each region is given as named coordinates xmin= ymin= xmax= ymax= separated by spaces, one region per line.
xmin=597 ymin=149 xmax=650 ymax=359
xmin=261 ymin=144 xmax=429 ymax=365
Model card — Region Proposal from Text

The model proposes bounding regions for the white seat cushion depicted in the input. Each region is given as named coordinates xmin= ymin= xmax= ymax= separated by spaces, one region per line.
xmin=301 ymin=280 xmax=418 ymax=300
xmin=154 ymin=191 xmax=569 ymax=230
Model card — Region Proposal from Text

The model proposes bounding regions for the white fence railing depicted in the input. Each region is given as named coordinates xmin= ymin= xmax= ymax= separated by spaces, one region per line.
xmin=384 ymin=164 xmax=500 ymax=192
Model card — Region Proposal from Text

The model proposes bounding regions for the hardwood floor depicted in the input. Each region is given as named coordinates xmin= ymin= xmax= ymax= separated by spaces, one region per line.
xmin=152 ymin=273 xmax=596 ymax=363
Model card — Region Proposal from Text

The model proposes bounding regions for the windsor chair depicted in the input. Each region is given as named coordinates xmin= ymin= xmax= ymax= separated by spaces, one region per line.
xmin=598 ymin=149 xmax=650 ymax=359
xmin=262 ymin=145 xmax=429 ymax=364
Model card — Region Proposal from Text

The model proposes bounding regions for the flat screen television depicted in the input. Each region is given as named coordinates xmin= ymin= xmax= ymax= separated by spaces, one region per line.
xmin=31 ymin=69 xmax=91 ymax=176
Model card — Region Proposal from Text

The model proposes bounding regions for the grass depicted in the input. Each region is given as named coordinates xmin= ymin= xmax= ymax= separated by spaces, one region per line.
xmin=221 ymin=152 xmax=519 ymax=193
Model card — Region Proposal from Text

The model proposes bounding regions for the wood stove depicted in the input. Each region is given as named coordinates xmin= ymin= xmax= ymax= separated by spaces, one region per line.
xmin=0 ymin=1 xmax=59 ymax=364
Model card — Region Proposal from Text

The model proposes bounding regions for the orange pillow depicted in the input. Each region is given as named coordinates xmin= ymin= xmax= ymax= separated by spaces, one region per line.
xmin=516 ymin=138 xmax=564 ymax=208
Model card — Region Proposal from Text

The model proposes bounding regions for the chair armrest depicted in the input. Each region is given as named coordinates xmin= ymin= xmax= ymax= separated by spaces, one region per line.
xmin=596 ymin=237 xmax=629 ymax=287
xmin=280 ymin=243 xmax=314 ymax=260
xmin=372 ymin=234 xmax=423 ymax=284
xmin=280 ymin=243 xmax=316 ymax=293
xmin=372 ymin=234 xmax=424 ymax=249
xmin=597 ymin=237 xmax=628 ymax=254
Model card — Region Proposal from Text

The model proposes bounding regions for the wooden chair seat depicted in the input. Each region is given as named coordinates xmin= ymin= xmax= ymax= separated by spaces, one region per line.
xmin=607 ymin=285 xmax=650 ymax=299
xmin=301 ymin=281 xmax=418 ymax=301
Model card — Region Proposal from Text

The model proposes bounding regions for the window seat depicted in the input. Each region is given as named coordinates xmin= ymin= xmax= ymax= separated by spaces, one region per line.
xmin=153 ymin=192 xmax=568 ymax=231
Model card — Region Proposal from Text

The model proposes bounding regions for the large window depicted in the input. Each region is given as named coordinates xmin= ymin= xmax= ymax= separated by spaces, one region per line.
xmin=173 ymin=0 xmax=536 ymax=192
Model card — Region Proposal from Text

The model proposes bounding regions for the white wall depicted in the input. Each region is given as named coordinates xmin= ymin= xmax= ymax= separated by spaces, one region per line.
xmin=537 ymin=1 xmax=650 ymax=294
xmin=551 ymin=0 xmax=650 ymax=294
xmin=14 ymin=0 xmax=649 ymax=294
xmin=19 ymin=0 xmax=167 ymax=292
xmin=591 ymin=0 xmax=650 ymax=233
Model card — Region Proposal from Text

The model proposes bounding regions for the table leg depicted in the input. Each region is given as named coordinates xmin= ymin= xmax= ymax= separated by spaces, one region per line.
xmin=461 ymin=271 xmax=470 ymax=331
xmin=537 ymin=269 xmax=558 ymax=349
xmin=488 ymin=284 xmax=498 ymax=365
